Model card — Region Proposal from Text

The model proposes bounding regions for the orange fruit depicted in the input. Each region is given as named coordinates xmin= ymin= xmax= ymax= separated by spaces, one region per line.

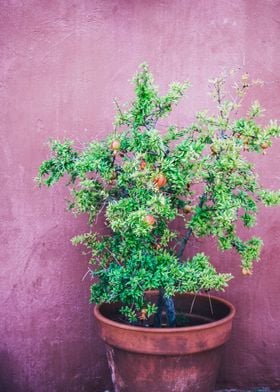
xmin=183 ymin=205 xmax=193 ymax=214
xmin=110 ymin=140 xmax=120 ymax=151
xmin=154 ymin=174 xmax=167 ymax=188
xmin=140 ymin=160 xmax=146 ymax=170
xmin=144 ymin=214 xmax=156 ymax=226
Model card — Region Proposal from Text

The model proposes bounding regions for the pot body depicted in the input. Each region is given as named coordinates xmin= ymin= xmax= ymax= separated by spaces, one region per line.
xmin=94 ymin=293 xmax=235 ymax=392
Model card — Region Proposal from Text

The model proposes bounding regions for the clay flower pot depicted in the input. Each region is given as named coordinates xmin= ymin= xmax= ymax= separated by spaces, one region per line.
xmin=94 ymin=292 xmax=235 ymax=392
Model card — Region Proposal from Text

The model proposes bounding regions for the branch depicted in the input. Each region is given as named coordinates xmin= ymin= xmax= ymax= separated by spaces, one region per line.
xmin=177 ymin=193 xmax=207 ymax=261
xmin=113 ymin=99 xmax=130 ymax=126
xmin=154 ymin=288 xmax=176 ymax=327
xmin=104 ymin=246 xmax=122 ymax=266
xmin=143 ymin=103 xmax=169 ymax=130
xmin=177 ymin=227 xmax=193 ymax=261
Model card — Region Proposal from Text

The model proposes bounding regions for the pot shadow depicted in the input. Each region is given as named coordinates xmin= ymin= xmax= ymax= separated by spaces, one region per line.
xmin=0 ymin=351 xmax=33 ymax=392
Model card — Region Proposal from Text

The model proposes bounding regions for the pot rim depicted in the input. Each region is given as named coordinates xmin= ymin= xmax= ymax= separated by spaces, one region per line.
xmin=94 ymin=292 xmax=236 ymax=333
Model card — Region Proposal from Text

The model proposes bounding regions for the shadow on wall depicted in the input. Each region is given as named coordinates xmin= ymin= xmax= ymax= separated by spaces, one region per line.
xmin=0 ymin=351 xmax=33 ymax=392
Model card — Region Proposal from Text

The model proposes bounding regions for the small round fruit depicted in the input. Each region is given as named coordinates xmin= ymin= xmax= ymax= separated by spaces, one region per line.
xmin=144 ymin=214 xmax=156 ymax=226
xmin=140 ymin=309 xmax=147 ymax=321
xmin=110 ymin=140 xmax=120 ymax=151
xmin=243 ymin=143 xmax=249 ymax=152
xmin=140 ymin=160 xmax=146 ymax=170
xmin=183 ymin=205 xmax=193 ymax=214
xmin=111 ymin=171 xmax=117 ymax=180
xmin=242 ymin=267 xmax=252 ymax=276
xmin=210 ymin=145 xmax=218 ymax=155
xmin=154 ymin=174 xmax=167 ymax=188
xmin=153 ymin=243 xmax=161 ymax=250
xmin=261 ymin=142 xmax=269 ymax=150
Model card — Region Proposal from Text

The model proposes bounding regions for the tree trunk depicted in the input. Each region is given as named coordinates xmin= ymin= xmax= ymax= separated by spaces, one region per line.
xmin=155 ymin=289 xmax=176 ymax=327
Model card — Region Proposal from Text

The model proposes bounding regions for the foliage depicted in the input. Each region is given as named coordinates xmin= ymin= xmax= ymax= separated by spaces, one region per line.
xmin=37 ymin=64 xmax=280 ymax=324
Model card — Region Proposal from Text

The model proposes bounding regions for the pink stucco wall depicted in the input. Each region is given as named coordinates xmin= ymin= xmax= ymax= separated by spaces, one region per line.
xmin=1 ymin=1 xmax=280 ymax=391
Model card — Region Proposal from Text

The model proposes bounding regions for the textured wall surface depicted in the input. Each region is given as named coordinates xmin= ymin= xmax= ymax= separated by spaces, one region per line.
xmin=0 ymin=1 xmax=280 ymax=391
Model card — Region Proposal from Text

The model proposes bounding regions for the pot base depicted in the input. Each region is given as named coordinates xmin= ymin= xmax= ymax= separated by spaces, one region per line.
xmin=106 ymin=344 xmax=223 ymax=392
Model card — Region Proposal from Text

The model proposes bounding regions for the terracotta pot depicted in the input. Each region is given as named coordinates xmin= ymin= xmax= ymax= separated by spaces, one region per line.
xmin=94 ymin=292 xmax=235 ymax=392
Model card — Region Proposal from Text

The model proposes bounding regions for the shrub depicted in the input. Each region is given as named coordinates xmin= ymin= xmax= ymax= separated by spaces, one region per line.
xmin=37 ymin=64 xmax=280 ymax=325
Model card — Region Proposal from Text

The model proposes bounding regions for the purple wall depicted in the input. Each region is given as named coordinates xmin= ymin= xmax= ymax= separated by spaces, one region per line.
xmin=1 ymin=1 xmax=280 ymax=391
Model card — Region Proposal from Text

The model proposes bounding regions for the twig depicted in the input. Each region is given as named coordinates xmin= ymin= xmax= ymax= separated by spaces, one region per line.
xmin=177 ymin=228 xmax=193 ymax=261
xmin=207 ymin=292 xmax=214 ymax=316
xmin=104 ymin=246 xmax=122 ymax=265
xmin=113 ymin=99 xmax=125 ymax=119
xmin=177 ymin=193 xmax=207 ymax=261
xmin=189 ymin=294 xmax=197 ymax=314
xmin=82 ymin=268 xmax=93 ymax=281
xmin=95 ymin=201 xmax=107 ymax=225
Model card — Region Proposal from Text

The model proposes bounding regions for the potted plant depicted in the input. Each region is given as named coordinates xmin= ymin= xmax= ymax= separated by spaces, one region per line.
xmin=36 ymin=64 xmax=280 ymax=392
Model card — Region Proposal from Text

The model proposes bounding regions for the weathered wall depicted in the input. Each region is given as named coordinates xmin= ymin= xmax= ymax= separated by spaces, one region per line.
xmin=0 ymin=1 xmax=280 ymax=391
